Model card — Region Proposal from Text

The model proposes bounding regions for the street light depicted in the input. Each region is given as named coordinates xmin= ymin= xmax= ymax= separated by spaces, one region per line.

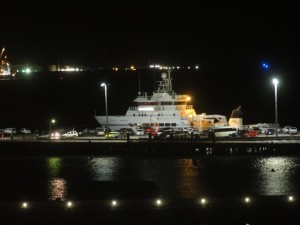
xmin=49 ymin=119 xmax=55 ymax=140
xmin=101 ymin=83 xmax=108 ymax=134
xmin=272 ymin=78 xmax=279 ymax=137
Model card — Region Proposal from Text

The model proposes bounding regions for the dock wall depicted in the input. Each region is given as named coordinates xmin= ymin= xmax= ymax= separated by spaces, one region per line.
xmin=0 ymin=140 xmax=299 ymax=156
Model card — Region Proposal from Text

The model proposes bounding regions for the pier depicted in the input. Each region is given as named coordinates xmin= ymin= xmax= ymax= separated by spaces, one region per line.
xmin=1 ymin=134 xmax=300 ymax=156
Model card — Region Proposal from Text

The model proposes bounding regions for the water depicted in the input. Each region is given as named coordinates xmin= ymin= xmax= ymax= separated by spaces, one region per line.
xmin=1 ymin=155 xmax=300 ymax=202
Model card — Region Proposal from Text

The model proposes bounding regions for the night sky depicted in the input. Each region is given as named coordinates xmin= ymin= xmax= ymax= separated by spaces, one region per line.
xmin=1 ymin=1 xmax=300 ymax=129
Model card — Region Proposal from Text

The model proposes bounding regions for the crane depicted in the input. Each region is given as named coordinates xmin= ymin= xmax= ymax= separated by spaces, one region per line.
xmin=0 ymin=46 xmax=11 ymax=76
xmin=0 ymin=46 xmax=5 ymax=60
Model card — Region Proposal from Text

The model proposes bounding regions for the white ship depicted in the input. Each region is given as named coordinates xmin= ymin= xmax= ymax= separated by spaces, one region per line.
xmin=0 ymin=46 xmax=11 ymax=76
xmin=95 ymin=70 xmax=242 ymax=132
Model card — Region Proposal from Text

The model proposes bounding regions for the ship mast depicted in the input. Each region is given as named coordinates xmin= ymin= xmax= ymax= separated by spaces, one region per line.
xmin=167 ymin=69 xmax=172 ymax=92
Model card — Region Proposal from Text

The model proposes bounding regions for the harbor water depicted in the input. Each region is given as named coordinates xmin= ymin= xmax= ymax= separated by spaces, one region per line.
xmin=1 ymin=153 xmax=300 ymax=201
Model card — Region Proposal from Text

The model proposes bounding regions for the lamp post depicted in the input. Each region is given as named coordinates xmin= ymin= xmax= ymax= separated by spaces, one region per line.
xmin=49 ymin=119 xmax=55 ymax=140
xmin=272 ymin=78 xmax=278 ymax=137
xmin=101 ymin=83 xmax=108 ymax=135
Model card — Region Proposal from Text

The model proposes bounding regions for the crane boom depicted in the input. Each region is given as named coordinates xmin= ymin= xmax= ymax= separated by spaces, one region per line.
xmin=0 ymin=46 xmax=5 ymax=60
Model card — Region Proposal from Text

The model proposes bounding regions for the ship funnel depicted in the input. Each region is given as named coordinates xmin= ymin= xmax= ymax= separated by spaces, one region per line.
xmin=229 ymin=106 xmax=243 ymax=130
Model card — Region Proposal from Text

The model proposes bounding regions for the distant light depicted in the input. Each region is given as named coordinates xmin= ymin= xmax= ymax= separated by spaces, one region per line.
xmin=51 ymin=119 xmax=56 ymax=124
xmin=186 ymin=96 xmax=191 ymax=101
xmin=156 ymin=199 xmax=162 ymax=206
xmin=288 ymin=196 xmax=294 ymax=202
xmin=66 ymin=201 xmax=72 ymax=208
xmin=262 ymin=63 xmax=270 ymax=70
xmin=201 ymin=198 xmax=206 ymax=204
xmin=21 ymin=202 xmax=28 ymax=208
xmin=25 ymin=68 xmax=31 ymax=74
xmin=112 ymin=200 xmax=117 ymax=207
xmin=188 ymin=66 xmax=191 ymax=69
xmin=195 ymin=65 xmax=199 ymax=69
xmin=101 ymin=83 xmax=106 ymax=87
xmin=245 ymin=197 xmax=250 ymax=203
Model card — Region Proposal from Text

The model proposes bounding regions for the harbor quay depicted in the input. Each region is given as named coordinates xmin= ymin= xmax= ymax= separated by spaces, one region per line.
xmin=1 ymin=195 xmax=300 ymax=225
xmin=1 ymin=134 xmax=300 ymax=156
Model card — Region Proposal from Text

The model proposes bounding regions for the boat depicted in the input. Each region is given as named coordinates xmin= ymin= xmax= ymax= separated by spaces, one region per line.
xmin=0 ymin=46 xmax=11 ymax=76
xmin=95 ymin=69 xmax=242 ymax=133
xmin=206 ymin=106 xmax=243 ymax=137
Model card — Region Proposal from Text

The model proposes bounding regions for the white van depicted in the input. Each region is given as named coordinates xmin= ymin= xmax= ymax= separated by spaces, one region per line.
xmin=61 ymin=131 xmax=78 ymax=139
xmin=4 ymin=128 xmax=17 ymax=134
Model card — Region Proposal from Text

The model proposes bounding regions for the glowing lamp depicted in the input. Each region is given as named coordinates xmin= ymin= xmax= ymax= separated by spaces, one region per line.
xmin=66 ymin=201 xmax=73 ymax=208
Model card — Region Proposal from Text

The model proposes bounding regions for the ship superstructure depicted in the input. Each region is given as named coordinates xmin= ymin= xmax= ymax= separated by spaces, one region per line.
xmin=95 ymin=70 xmax=197 ymax=131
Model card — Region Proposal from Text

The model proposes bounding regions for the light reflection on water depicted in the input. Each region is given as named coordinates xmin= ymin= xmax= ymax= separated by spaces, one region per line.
xmin=88 ymin=157 xmax=120 ymax=180
xmin=46 ymin=157 xmax=67 ymax=200
xmin=1 ymin=155 xmax=300 ymax=201
xmin=48 ymin=178 xmax=67 ymax=201
xmin=254 ymin=156 xmax=300 ymax=195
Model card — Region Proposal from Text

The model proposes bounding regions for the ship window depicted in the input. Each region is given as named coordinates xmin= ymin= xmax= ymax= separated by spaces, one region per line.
xmin=174 ymin=101 xmax=185 ymax=105
xmin=133 ymin=114 xmax=135 ymax=116
xmin=171 ymin=123 xmax=176 ymax=127
xmin=161 ymin=102 xmax=172 ymax=105
xmin=138 ymin=102 xmax=157 ymax=106
xmin=158 ymin=114 xmax=160 ymax=116
xmin=159 ymin=123 xmax=164 ymax=127
xmin=165 ymin=123 xmax=170 ymax=127
xmin=173 ymin=113 xmax=175 ymax=116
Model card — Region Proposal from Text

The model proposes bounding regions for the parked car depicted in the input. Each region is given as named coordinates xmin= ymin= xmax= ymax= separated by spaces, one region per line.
xmin=105 ymin=131 xmax=120 ymax=138
xmin=61 ymin=131 xmax=78 ymax=139
xmin=243 ymin=130 xmax=259 ymax=137
xmin=4 ymin=128 xmax=17 ymax=134
xmin=119 ymin=128 xmax=134 ymax=135
xmin=135 ymin=128 xmax=145 ymax=135
xmin=19 ymin=128 xmax=31 ymax=134
xmin=283 ymin=126 xmax=292 ymax=134
xmin=289 ymin=127 xmax=298 ymax=135
xmin=265 ymin=128 xmax=274 ymax=135
xmin=96 ymin=127 xmax=105 ymax=136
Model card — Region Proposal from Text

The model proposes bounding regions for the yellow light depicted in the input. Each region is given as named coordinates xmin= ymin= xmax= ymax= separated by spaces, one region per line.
xmin=288 ymin=196 xmax=294 ymax=202
xmin=112 ymin=200 xmax=117 ymax=207
xmin=66 ymin=201 xmax=72 ymax=207
xmin=245 ymin=197 xmax=250 ymax=203
xmin=201 ymin=198 xmax=206 ymax=204
xmin=22 ymin=202 xmax=28 ymax=208
xmin=156 ymin=199 xmax=162 ymax=206
xmin=186 ymin=96 xmax=191 ymax=101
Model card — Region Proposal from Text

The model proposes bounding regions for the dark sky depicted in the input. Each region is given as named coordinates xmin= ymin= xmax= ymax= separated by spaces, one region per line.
xmin=2 ymin=1 xmax=299 ymax=67
xmin=1 ymin=1 xmax=300 ymax=128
